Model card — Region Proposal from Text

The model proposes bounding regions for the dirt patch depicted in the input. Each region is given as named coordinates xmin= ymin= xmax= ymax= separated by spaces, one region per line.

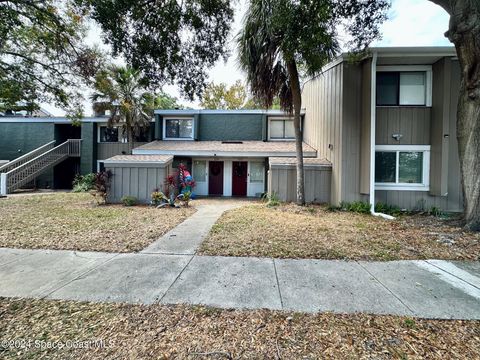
xmin=0 ymin=193 xmax=196 ymax=253
xmin=0 ymin=298 xmax=478 ymax=359
xmin=199 ymin=203 xmax=480 ymax=260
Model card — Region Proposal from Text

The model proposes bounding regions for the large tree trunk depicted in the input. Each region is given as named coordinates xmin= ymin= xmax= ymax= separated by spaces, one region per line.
xmin=287 ymin=61 xmax=305 ymax=206
xmin=430 ymin=0 xmax=480 ymax=230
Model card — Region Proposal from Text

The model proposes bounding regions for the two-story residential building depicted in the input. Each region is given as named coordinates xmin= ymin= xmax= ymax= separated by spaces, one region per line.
xmin=0 ymin=46 xmax=463 ymax=212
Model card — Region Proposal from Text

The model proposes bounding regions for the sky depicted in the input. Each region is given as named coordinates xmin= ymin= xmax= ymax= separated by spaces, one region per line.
xmin=42 ymin=0 xmax=451 ymax=116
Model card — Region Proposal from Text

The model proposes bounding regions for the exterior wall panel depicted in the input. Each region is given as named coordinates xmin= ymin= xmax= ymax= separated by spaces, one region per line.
xmin=302 ymin=63 xmax=344 ymax=204
xmin=268 ymin=165 xmax=331 ymax=203
xmin=375 ymin=107 xmax=431 ymax=145
xmin=198 ymin=113 xmax=264 ymax=141
xmin=106 ymin=163 xmax=171 ymax=204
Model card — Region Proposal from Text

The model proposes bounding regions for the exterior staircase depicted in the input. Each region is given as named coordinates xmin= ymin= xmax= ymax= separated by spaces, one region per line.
xmin=0 ymin=139 xmax=82 ymax=195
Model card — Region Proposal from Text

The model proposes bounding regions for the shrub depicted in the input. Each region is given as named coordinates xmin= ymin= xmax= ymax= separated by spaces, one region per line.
xmin=374 ymin=202 xmax=403 ymax=216
xmin=262 ymin=192 xmax=280 ymax=207
xmin=428 ymin=206 xmax=442 ymax=217
xmin=151 ymin=189 xmax=168 ymax=206
xmin=340 ymin=201 xmax=371 ymax=214
xmin=72 ymin=173 xmax=96 ymax=192
xmin=121 ymin=196 xmax=137 ymax=206
xmin=179 ymin=191 xmax=192 ymax=207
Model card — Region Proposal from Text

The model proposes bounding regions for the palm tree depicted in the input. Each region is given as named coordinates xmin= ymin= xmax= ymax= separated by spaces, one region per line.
xmin=237 ymin=0 xmax=337 ymax=205
xmin=91 ymin=65 xmax=152 ymax=152
xmin=238 ymin=0 xmax=388 ymax=205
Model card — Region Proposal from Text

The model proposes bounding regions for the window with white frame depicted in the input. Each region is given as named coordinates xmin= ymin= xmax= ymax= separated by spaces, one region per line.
xmin=163 ymin=118 xmax=194 ymax=140
xmin=376 ymin=66 xmax=432 ymax=106
xmin=269 ymin=118 xmax=295 ymax=140
xmin=375 ymin=145 xmax=430 ymax=191
xmin=98 ymin=125 xmax=149 ymax=143
xmin=249 ymin=162 xmax=264 ymax=183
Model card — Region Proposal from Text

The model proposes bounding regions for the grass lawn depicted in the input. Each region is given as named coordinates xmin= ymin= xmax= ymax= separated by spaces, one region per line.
xmin=0 ymin=298 xmax=478 ymax=359
xmin=0 ymin=193 xmax=196 ymax=253
xmin=199 ymin=204 xmax=480 ymax=261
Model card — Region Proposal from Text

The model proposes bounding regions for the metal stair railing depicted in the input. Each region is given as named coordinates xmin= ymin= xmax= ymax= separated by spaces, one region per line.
xmin=0 ymin=141 xmax=56 ymax=174
xmin=0 ymin=139 xmax=82 ymax=195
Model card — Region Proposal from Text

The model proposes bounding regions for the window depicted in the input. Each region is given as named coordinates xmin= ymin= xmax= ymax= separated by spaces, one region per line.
xmin=269 ymin=118 xmax=295 ymax=140
xmin=249 ymin=162 xmax=264 ymax=183
xmin=164 ymin=118 xmax=193 ymax=140
xmin=99 ymin=126 xmax=119 ymax=142
xmin=193 ymin=160 xmax=206 ymax=182
xmin=376 ymin=67 xmax=432 ymax=106
xmin=375 ymin=145 xmax=430 ymax=191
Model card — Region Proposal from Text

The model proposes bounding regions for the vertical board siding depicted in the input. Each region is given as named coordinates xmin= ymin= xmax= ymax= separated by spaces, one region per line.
xmin=106 ymin=165 xmax=169 ymax=204
xmin=268 ymin=166 xmax=331 ymax=203
xmin=97 ymin=143 xmax=148 ymax=160
xmin=302 ymin=63 xmax=344 ymax=204
xmin=375 ymin=107 xmax=431 ymax=145
xmin=341 ymin=63 xmax=363 ymax=202
xmin=360 ymin=59 xmax=372 ymax=194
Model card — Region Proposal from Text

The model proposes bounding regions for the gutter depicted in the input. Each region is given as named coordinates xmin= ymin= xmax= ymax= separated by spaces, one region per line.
xmin=369 ymin=51 xmax=395 ymax=220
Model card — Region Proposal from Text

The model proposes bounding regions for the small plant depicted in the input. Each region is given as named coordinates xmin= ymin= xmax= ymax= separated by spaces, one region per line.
xmin=151 ymin=189 xmax=168 ymax=206
xmin=428 ymin=206 xmax=442 ymax=217
xmin=179 ymin=191 xmax=192 ymax=207
xmin=262 ymin=192 xmax=280 ymax=207
xmin=90 ymin=170 xmax=112 ymax=205
xmin=375 ymin=202 xmax=403 ymax=216
xmin=340 ymin=201 xmax=371 ymax=214
xmin=121 ymin=196 xmax=137 ymax=206
xmin=72 ymin=173 xmax=95 ymax=192
xmin=403 ymin=318 xmax=416 ymax=329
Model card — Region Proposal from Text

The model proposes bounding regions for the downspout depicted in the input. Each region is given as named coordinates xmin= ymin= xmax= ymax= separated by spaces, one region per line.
xmin=369 ymin=51 xmax=394 ymax=220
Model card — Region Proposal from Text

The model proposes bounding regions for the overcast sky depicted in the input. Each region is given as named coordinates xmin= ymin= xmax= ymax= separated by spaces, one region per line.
xmin=43 ymin=0 xmax=451 ymax=116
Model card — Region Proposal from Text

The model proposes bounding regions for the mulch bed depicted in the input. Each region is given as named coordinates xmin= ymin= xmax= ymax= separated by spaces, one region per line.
xmin=0 ymin=298 xmax=478 ymax=359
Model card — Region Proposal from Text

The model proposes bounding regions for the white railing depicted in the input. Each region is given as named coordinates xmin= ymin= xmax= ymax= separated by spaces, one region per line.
xmin=0 ymin=139 xmax=82 ymax=195
xmin=0 ymin=141 xmax=56 ymax=174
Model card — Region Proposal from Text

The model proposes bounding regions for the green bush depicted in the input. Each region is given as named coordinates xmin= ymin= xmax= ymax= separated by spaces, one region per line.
xmin=121 ymin=196 xmax=137 ymax=206
xmin=262 ymin=192 xmax=280 ymax=207
xmin=428 ymin=206 xmax=442 ymax=217
xmin=72 ymin=173 xmax=96 ymax=192
xmin=335 ymin=201 xmax=404 ymax=216
xmin=339 ymin=201 xmax=371 ymax=214
xmin=374 ymin=202 xmax=403 ymax=216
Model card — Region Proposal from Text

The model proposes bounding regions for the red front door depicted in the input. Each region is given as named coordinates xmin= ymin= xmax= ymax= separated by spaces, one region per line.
xmin=232 ymin=161 xmax=248 ymax=197
xmin=208 ymin=161 xmax=224 ymax=196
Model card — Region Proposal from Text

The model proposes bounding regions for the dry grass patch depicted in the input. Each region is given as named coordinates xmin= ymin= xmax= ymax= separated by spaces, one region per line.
xmin=199 ymin=204 xmax=480 ymax=260
xmin=0 ymin=298 xmax=478 ymax=359
xmin=0 ymin=193 xmax=196 ymax=252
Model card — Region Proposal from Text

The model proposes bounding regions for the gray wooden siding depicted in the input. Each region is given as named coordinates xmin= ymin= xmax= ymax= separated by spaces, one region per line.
xmin=106 ymin=163 xmax=171 ymax=204
xmin=97 ymin=143 xmax=148 ymax=160
xmin=430 ymin=58 xmax=452 ymax=196
xmin=375 ymin=190 xmax=459 ymax=211
xmin=302 ymin=62 xmax=364 ymax=204
xmin=302 ymin=63 xmax=344 ymax=204
xmin=375 ymin=107 xmax=431 ymax=145
xmin=268 ymin=166 xmax=331 ymax=203
xmin=341 ymin=63 xmax=363 ymax=202
xmin=360 ymin=59 xmax=372 ymax=195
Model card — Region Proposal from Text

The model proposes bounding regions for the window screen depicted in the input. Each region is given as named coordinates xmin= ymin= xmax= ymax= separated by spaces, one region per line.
xmin=193 ymin=160 xmax=206 ymax=182
xmin=399 ymin=152 xmax=423 ymax=183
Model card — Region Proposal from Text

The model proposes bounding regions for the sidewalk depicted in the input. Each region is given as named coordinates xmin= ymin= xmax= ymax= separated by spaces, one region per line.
xmin=0 ymin=204 xmax=479 ymax=320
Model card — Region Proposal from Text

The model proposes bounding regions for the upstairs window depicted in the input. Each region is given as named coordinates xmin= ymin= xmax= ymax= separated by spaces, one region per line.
xmin=269 ymin=118 xmax=295 ymax=140
xmin=99 ymin=126 xmax=119 ymax=142
xmin=164 ymin=118 xmax=194 ymax=140
xmin=376 ymin=67 xmax=432 ymax=106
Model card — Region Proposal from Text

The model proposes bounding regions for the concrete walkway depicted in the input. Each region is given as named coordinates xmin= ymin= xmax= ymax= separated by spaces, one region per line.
xmin=0 ymin=204 xmax=479 ymax=319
